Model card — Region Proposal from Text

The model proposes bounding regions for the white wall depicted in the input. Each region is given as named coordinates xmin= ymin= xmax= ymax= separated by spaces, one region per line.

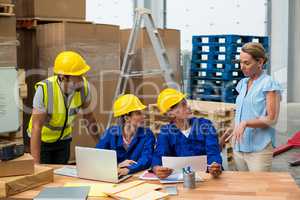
xmin=287 ymin=0 xmax=300 ymax=102
xmin=86 ymin=0 xmax=165 ymax=29
xmin=86 ymin=0 xmax=133 ymax=28
xmin=87 ymin=0 xmax=268 ymax=50
xmin=270 ymin=0 xmax=288 ymax=103
xmin=166 ymin=0 xmax=268 ymax=50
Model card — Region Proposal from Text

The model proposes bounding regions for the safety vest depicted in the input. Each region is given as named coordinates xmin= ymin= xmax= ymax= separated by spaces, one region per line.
xmin=27 ymin=75 xmax=88 ymax=143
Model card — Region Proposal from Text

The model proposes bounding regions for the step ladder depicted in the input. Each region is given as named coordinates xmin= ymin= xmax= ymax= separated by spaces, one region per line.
xmin=106 ymin=8 xmax=177 ymax=128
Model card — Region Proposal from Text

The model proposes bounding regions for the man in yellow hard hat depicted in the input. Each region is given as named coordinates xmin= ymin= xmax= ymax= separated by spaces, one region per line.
xmin=152 ymin=88 xmax=222 ymax=178
xmin=27 ymin=51 xmax=99 ymax=164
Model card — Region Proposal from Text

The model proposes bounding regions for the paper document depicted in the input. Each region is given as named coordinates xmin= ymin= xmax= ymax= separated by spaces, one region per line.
xmin=54 ymin=166 xmax=78 ymax=177
xmin=162 ymin=156 xmax=207 ymax=171
xmin=134 ymin=190 xmax=169 ymax=200
xmin=139 ymin=171 xmax=159 ymax=180
xmin=65 ymin=182 xmax=116 ymax=197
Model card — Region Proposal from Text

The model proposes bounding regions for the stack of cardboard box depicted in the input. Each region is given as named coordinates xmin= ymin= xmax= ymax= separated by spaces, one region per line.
xmin=0 ymin=0 xmax=17 ymax=67
xmin=15 ymin=0 xmax=86 ymax=19
xmin=0 ymin=17 xmax=17 ymax=67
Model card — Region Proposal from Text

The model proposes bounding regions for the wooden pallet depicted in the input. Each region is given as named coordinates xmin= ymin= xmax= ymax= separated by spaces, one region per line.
xmin=0 ymin=3 xmax=14 ymax=16
xmin=224 ymin=142 xmax=236 ymax=170
xmin=188 ymin=99 xmax=235 ymax=120
xmin=0 ymin=135 xmax=24 ymax=145
xmin=16 ymin=17 xmax=91 ymax=29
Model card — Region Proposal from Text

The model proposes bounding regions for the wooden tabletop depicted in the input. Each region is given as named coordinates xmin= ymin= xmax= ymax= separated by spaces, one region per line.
xmin=8 ymin=165 xmax=300 ymax=200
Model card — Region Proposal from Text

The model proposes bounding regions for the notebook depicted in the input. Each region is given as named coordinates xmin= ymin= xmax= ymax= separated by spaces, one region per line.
xmin=64 ymin=182 xmax=116 ymax=197
xmin=34 ymin=186 xmax=90 ymax=200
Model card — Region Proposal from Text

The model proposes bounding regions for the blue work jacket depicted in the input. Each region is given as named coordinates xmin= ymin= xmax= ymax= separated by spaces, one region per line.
xmin=152 ymin=117 xmax=222 ymax=167
xmin=96 ymin=125 xmax=155 ymax=174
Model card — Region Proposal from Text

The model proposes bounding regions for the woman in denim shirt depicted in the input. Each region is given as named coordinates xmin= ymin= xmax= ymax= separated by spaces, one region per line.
xmin=228 ymin=42 xmax=282 ymax=171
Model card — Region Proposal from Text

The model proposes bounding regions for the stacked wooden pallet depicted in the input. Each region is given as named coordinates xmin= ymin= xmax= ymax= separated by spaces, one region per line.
xmin=0 ymin=2 xmax=14 ymax=17
xmin=188 ymin=100 xmax=235 ymax=135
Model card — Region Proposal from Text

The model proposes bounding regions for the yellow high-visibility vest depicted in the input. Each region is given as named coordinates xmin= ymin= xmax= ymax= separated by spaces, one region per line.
xmin=27 ymin=75 xmax=88 ymax=143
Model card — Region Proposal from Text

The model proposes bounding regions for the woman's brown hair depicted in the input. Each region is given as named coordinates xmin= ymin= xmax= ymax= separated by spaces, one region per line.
xmin=241 ymin=42 xmax=268 ymax=64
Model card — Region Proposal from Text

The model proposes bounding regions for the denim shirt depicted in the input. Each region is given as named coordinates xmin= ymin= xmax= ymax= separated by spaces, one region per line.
xmin=234 ymin=72 xmax=283 ymax=152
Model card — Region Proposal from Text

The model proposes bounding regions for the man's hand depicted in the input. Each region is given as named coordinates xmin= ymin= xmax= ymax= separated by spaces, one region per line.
xmin=219 ymin=128 xmax=233 ymax=149
xmin=208 ymin=162 xmax=222 ymax=178
xmin=118 ymin=168 xmax=130 ymax=176
xmin=31 ymin=108 xmax=47 ymax=164
xmin=118 ymin=160 xmax=137 ymax=168
xmin=153 ymin=166 xmax=173 ymax=179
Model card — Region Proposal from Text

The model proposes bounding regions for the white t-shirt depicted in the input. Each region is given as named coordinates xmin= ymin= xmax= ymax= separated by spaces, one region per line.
xmin=181 ymin=127 xmax=191 ymax=138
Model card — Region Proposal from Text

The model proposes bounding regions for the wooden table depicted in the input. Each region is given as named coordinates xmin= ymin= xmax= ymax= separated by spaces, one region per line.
xmin=8 ymin=165 xmax=300 ymax=200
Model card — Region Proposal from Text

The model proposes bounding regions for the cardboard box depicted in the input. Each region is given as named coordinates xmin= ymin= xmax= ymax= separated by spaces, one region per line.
xmin=17 ymin=28 xmax=45 ymax=144
xmin=120 ymin=28 xmax=181 ymax=71
xmin=17 ymin=29 xmax=39 ymax=70
xmin=0 ymin=0 xmax=12 ymax=4
xmin=0 ymin=17 xmax=17 ymax=68
xmin=0 ymin=165 xmax=53 ymax=198
xmin=37 ymin=22 xmax=121 ymax=76
xmin=0 ymin=17 xmax=16 ymax=41
xmin=126 ymin=70 xmax=182 ymax=104
xmin=0 ymin=154 xmax=34 ymax=177
xmin=0 ymin=41 xmax=17 ymax=67
xmin=15 ymin=0 xmax=86 ymax=19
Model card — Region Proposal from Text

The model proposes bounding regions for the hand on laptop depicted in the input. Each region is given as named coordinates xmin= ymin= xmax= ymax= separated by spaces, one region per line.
xmin=118 ymin=159 xmax=137 ymax=168
xmin=153 ymin=166 xmax=173 ymax=179
xmin=208 ymin=162 xmax=222 ymax=178
xmin=118 ymin=167 xmax=130 ymax=176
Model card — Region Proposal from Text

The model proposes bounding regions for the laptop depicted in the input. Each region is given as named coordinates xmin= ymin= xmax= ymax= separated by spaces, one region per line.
xmin=75 ymin=146 xmax=132 ymax=183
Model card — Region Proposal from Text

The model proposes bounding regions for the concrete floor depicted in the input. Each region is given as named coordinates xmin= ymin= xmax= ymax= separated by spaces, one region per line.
xmin=271 ymin=103 xmax=300 ymax=186
xmin=272 ymin=148 xmax=300 ymax=186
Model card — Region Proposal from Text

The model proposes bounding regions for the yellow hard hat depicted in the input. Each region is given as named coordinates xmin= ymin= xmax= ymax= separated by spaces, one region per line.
xmin=53 ymin=51 xmax=90 ymax=76
xmin=113 ymin=94 xmax=146 ymax=117
xmin=157 ymin=88 xmax=187 ymax=114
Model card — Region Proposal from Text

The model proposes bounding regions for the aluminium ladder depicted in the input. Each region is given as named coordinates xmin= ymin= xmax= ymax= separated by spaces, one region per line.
xmin=106 ymin=8 xmax=177 ymax=128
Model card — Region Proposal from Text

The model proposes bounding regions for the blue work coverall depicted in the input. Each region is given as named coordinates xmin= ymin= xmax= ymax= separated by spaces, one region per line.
xmin=96 ymin=126 xmax=155 ymax=174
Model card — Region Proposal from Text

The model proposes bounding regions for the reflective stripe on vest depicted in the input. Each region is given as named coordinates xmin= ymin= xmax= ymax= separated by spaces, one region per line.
xmin=27 ymin=76 xmax=88 ymax=143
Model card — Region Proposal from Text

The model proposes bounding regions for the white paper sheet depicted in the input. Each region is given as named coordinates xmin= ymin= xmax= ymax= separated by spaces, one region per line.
xmin=162 ymin=156 xmax=207 ymax=172
xmin=54 ymin=166 xmax=78 ymax=177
